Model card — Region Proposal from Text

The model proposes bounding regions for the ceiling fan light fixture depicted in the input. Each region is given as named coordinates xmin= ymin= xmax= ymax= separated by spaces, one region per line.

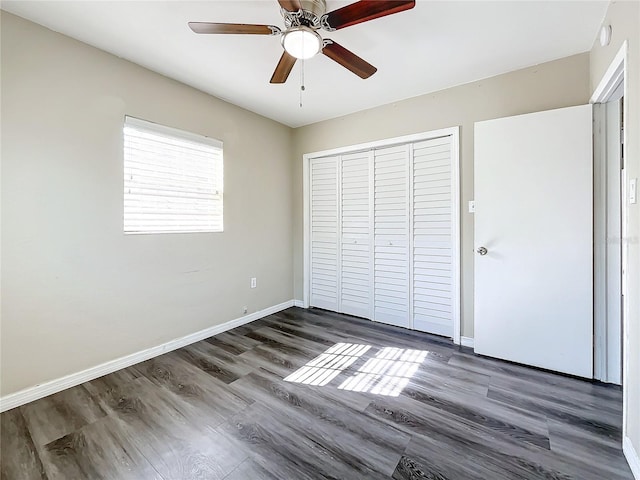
xmin=281 ymin=26 xmax=322 ymax=59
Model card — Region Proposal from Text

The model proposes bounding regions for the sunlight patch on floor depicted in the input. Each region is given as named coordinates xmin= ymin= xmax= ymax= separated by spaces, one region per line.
xmin=338 ymin=347 xmax=428 ymax=396
xmin=283 ymin=343 xmax=370 ymax=386
xmin=284 ymin=343 xmax=428 ymax=396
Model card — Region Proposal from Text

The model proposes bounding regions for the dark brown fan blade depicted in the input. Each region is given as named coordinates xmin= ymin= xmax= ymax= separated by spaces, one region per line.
xmin=322 ymin=41 xmax=377 ymax=79
xmin=189 ymin=22 xmax=278 ymax=35
xmin=270 ymin=51 xmax=297 ymax=83
xmin=324 ymin=0 xmax=415 ymax=30
xmin=278 ymin=0 xmax=302 ymax=12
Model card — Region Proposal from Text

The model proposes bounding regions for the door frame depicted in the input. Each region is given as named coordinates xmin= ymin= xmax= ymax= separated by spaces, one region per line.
xmin=590 ymin=41 xmax=629 ymax=436
xmin=302 ymin=126 xmax=461 ymax=344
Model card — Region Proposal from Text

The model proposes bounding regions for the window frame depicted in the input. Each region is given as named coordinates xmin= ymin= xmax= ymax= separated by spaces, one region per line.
xmin=123 ymin=116 xmax=224 ymax=235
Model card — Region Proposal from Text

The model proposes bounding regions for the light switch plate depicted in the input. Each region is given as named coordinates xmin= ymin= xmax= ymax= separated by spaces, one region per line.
xmin=468 ymin=200 xmax=475 ymax=213
xmin=630 ymin=178 xmax=637 ymax=204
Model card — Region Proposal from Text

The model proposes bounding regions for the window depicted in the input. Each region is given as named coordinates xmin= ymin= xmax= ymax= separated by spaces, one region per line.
xmin=123 ymin=116 xmax=223 ymax=234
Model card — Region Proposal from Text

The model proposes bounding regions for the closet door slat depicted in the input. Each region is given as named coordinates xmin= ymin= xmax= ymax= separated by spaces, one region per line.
xmin=340 ymin=151 xmax=371 ymax=318
xmin=373 ymin=145 xmax=410 ymax=328
xmin=310 ymin=156 xmax=339 ymax=311
xmin=412 ymin=138 xmax=454 ymax=337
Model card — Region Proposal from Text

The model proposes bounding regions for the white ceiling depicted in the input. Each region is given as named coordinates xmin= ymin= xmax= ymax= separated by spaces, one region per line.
xmin=2 ymin=1 xmax=608 ymax=127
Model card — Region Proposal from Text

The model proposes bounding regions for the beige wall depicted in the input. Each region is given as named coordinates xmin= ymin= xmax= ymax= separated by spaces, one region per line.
xmin=292 ymin=53 xmax=591 ymax=338
xmin=590 ymin=0 xmax=640 ymax=460
xmin=0 ymin=12 xmax=293 ymax=396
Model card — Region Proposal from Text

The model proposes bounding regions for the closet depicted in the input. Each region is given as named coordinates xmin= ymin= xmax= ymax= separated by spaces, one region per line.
xmin=307 ymin=130 xmax=459 ymax=339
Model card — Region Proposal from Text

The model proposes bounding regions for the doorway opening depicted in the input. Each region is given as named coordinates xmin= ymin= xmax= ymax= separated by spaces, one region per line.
xmin=593 ymin=89 xmax=624 ymax=385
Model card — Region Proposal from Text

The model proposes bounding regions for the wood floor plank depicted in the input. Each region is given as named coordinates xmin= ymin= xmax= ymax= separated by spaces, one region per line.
xmin=0 ymin=408 xmax=48 ymax=480
xmin=96 ymin=377 xmax=247 ymax=479
xmin=230 ymin=368 xmax=411 ymax=474
xmin=366 ymin=399 xmax=563 ymax=479
xmin=244 ymin=328 xmax=323 ymax=359
xmin=487 ymin=384 xmax=623 ymax=442
xmin=393 ymin=452 xmax=479 ymax=480
xmin=82 ymin=367 xmax=142 ymax=398
xmin=168 ymin=346 xmax=241 ymax=384
xmin=204 ymin=330 xmax=261 ymax=355
xmin=366 ymin=394 xmax=632 ymax=480
xmin=298 ymin=308 xmax=455 ymax=353
xmin=266 ymin=315 xmax=346 ymax=348
xmin=449 ymin=351 xmax=622 ymax=402
xmin=132 ymin=354 xmax=251 ymax=420
xmin=40 ymin=416 xmax=163 ymax=480
xmin=401 ymin=383 xmax=551 ymax=449
xmin=223 ymin=401 xmax=390 ymax=480
xmin=407 ymin=357 xmax=491 ymax=397
xmin=548 ymin=419 xmax=632 ymax=479
xmin=254 ymin=325 xmax=333 ymax=355
xmin=223 ymin=458 xmax=279 ymax=480
xmin=220 ymin=403 xmax=331 ymax=480
xmin=487 ymin=371 xmax=623 ymax=416
xmin=181 ymin=340 xmax=256 ymax=380
xmin=237 ymin=344 xmax=306 ymax=378
xmin=181 ymin=337 xmax=256 ymax=378
xmin=393 ymin=436 xmax=498 ymax=480
xmin=20 ymin=385 xmax=107 ymax=446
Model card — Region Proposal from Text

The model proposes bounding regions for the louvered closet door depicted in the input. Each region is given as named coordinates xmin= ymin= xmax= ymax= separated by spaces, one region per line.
xmin=412 ymin=137 xmax=454 ymax=336
xmin=310 ymin=156 xmax=339 ymax=311
xmin=373 ymin=145 xmax=410 ymax=328
xmin=340 ymin=151 xmax=371 ymax=318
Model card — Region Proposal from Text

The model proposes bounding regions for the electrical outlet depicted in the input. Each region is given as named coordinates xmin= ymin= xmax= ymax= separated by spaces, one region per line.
xmin=250 ymin=277 xmax=257 ymax=288
xmin=242 ymin=306 xmax=248 ymax=314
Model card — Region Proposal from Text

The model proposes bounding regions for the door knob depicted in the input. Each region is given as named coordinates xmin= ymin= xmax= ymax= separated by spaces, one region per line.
xmin=477 ymin=246 xmax=488 ymax=256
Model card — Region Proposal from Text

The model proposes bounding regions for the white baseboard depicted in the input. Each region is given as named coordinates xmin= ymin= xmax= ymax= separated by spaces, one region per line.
xmin=624 ymin=436 xmax=640 ymax=479
xmin=0 ymin=299 xmax=295 ymax=413
xmin=460 ymin=336 xmax=475 ymax=349
xmin=293 ymin=299 xmax=305 ymax=308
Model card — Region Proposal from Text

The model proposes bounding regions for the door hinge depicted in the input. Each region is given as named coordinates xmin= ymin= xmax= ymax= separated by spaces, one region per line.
xmin=621 ymin=127 xmax=625 ymax=170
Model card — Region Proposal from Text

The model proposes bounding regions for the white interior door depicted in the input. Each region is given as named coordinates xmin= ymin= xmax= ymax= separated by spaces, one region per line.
xmin=474 ymin=105 xmax=593 ymax=378
xmin=373 ymin=145 xmax=410 ymax=328
xmin=340 ymin=151 xmax=371 ymax=318
xmin=310 ymin=156 xmax=339 ymax=311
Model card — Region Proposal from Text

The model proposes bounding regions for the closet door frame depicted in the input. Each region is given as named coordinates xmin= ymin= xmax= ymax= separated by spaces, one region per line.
xmin=303 ymin=127 xmax=461 ymax=344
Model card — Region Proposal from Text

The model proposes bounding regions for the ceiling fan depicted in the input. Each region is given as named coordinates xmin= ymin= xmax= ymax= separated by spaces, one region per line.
xmin=188 ymin=0 xmax=416 ymax=84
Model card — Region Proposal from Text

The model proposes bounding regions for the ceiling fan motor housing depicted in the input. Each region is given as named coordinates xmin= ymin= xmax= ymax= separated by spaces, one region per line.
xmin=283 ymin=0 xmax=327 ymax=29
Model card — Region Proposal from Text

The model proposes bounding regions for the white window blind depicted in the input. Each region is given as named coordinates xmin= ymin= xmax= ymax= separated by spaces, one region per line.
xmin=123 ymin=116 xmax=223 ymax=234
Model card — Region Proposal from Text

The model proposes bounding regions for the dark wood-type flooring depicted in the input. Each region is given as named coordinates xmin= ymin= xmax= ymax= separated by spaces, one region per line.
xmin=1 ymin=307 xmax=634 ymax=479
